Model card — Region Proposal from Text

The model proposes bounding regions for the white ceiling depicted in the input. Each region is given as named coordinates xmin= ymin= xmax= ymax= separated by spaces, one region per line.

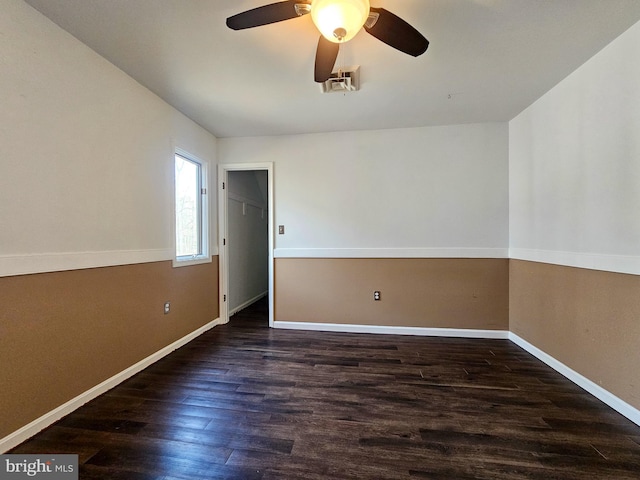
xmin=23 ymin=0 xmax=640 ymax=138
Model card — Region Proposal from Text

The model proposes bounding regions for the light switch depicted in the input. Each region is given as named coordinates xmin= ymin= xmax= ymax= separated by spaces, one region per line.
xmin=279 ymin=225 xmax=285 ymax=235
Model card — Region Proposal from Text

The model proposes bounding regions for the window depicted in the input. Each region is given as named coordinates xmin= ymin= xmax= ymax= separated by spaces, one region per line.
xmin=174 ymin=151 xmax=209 ymax=266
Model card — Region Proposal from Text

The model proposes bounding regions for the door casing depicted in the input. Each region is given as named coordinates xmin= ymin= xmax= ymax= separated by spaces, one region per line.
xmin=218 ymin=162 xmax=274 ymax=327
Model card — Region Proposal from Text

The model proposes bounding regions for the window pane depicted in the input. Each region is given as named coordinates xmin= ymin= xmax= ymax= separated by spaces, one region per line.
xmin=175 ymin=154 xmax=201 ymax=257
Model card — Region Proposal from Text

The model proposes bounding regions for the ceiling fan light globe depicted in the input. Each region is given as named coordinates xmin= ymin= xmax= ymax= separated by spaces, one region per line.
xmin=311 ymin=0 xmax=370 ymax=43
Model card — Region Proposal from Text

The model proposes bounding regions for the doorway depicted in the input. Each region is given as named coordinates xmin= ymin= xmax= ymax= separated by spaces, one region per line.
xmin=218 ymin=163 xmax=274 ymax=327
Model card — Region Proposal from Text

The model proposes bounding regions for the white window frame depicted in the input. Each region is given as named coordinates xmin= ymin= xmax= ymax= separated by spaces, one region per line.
xmin=173 ymin=148 xmax=211 ymax=268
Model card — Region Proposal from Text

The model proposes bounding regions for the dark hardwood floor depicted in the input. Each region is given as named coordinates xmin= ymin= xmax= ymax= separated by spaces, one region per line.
xmin=11 ymin=297 xmax=640 ymax=479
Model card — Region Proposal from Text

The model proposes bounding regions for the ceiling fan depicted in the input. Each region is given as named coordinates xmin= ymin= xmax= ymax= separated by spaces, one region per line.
xmin=226 ymin=0 xmax=429 ymax=83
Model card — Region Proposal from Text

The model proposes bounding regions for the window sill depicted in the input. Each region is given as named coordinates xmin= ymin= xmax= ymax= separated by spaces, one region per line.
xmin=172 ymin=255 xmax=212 ymax=268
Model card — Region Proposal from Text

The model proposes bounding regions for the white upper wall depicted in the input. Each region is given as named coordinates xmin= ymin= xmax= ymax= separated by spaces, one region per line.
xmin=219 ymin=123 xmax=509 ymax=257
xmin=18 ymin=0 xmax=638 ymax=269
xmin=509 ymin=20 xmax=640 ymax=274
xmin=0 ymin=0 xmax=217 ymax=276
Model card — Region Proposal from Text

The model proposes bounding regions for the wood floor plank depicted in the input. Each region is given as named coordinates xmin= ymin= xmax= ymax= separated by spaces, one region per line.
xmin=10 ymin=297 xmax=640 ymax=479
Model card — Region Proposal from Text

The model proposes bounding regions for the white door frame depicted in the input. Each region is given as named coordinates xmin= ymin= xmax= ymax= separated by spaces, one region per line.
xmin=218 ymin=162 xmax=274 ymax=327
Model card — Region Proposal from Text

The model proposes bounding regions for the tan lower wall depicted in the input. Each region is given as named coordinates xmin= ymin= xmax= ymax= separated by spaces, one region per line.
xmin=0 ymin=258 xmax=218 ymax=438
xmin=6 ymin=256 xmax=636 ymax=437
xmin=509 ymin=260 xmax=640 ymax=410
xmin=275 ymin=258 xmax=509 ymax=330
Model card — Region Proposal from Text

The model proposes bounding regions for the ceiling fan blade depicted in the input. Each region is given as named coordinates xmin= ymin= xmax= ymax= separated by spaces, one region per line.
xmin=314 ymin=36 xmax=339 ymax=83
xmin=364 ymin=7 xmax=429 ymax=57
xmin=226 ymin=1 xmax=309 ymax=30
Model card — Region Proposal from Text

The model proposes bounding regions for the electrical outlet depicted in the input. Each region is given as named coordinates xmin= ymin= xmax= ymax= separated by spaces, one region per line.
xmin=164 ymin=302 xmax=170 ymax=314
xmin=374 ymin=291 xmax=381 ymax=301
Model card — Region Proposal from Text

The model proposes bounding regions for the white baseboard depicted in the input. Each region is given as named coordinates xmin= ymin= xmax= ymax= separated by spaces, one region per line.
xmin=275 ymin=323 xmax=640 ymax=426
xmin=229 ymin=291 xmax=268 ymax=317
xmin=509 ymin=332 xmax=640 ymax=427
xmin=0 ymin=317 xmax=225 ymax=454
xmin=274 ymin=321 xmax=510 ymax=339
xmin=4 ymin=319 xmax=637 ymax=453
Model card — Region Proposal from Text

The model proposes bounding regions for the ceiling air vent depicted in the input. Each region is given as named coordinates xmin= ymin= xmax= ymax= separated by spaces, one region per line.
xmin=319 ymin=66 xmax=360 ymax=94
